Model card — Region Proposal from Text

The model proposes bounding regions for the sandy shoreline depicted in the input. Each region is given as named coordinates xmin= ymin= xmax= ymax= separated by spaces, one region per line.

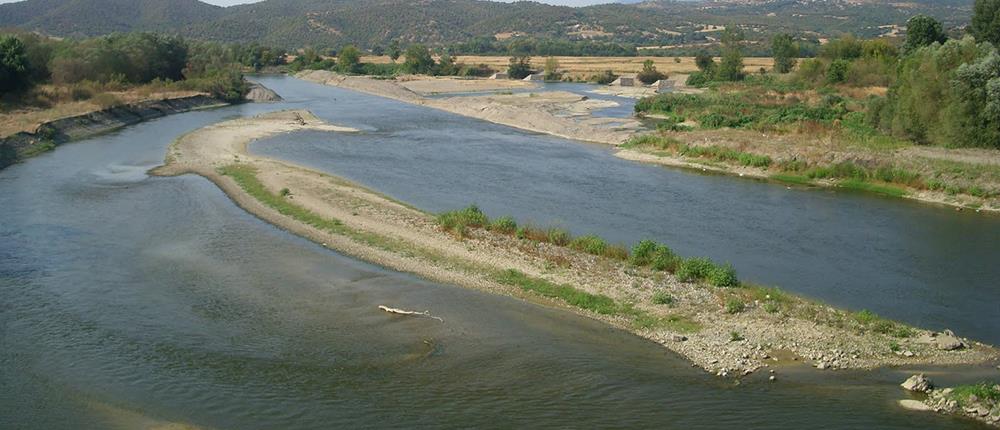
xmin=296 ymin=71 xmax=637 ymax=145
xmin=152 ymin=110 xmax=998 ymax=383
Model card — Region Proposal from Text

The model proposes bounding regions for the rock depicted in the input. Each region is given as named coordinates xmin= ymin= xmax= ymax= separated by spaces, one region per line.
xmin=901 ymin=374 xmax=934 ymax=393
xmin=671 ymin=334 xmax=687 ymax=342
xmin=902 ymin=350 xmax=915 ymax=357
xmin=816 ymin=362 xmax=829 ymax=370
xmin=936 ymin=333 xmax=965 ymax=350
xmin=769 ymin=375 xmax=777 ymax=382
xmin=899 ymin=400 xmax=934 ymax=412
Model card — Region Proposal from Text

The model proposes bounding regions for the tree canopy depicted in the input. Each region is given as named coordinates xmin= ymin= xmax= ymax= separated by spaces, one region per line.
xmin=0 ymin=35 xmax=30 ymax=94
xmin=904 ymin=15 xmax=947 ymax=52
xmin=971 ymin=0 xmax=1000 ymax=47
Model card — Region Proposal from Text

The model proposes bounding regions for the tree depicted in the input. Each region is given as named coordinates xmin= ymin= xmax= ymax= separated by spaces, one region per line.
xmin=0 ymin=35 xmax=30 ymax=94
xmin=387 ymin=41 xmax=401 ymax=62
xmin=436 ymin=52 xmax=458 ymax=76
xmin=771 ymin=33 xmax=798 ymax=73
xmin=507 ymin=55 xmax=532 ymax=79
xmin=403 ymin=44 xmax=435 ymax=74
xmin=636 ymin=59 xmax=666 ymax=84
xmin=543 ymin=56 xmax=561 ymax=81
xmin=338 ymin=45 xmax=361 ymax=74
xmin=826 ymin=59 xmax=850 ymax=84
xmin=951 ymin=49 xmax=1000 ymax=148
xmin=905 ymin=15 xmax=947 ymax=51
xmin=694 ymin=51 xmax=715 ymax=74
xmin=972 ymin=0 xmax=1000 ymax=46
xmin=717 ymin=28 xmax=745 ymax=81
xmin=371 ymin=45 xmax=384 ymax=56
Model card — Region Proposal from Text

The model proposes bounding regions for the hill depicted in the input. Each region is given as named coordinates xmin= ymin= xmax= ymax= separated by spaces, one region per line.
xmin=0 ymin=0 xmax=975 ymax=49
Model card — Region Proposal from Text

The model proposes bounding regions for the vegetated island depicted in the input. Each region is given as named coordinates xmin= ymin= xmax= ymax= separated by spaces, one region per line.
xmin=152 ymin=109 xmax=999 ymax=384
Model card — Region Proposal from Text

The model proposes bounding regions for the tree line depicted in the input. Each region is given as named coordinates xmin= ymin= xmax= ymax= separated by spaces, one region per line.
xmin=0 ymin=32 xmax=287 ymax=102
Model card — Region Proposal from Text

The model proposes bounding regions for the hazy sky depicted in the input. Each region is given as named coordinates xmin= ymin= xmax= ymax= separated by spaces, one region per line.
xmin=0 ymin=0 xmax=622 ymax=5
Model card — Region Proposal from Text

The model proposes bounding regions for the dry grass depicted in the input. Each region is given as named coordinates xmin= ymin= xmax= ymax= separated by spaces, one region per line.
xmin=360 ymin=55 xmax=775 ymax=79
xmin=0 ymin=84 xmax=203 ymax=138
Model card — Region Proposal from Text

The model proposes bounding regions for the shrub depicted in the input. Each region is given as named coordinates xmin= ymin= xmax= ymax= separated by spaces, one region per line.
xmin=547 ymin=227 xmax=571 ymax=246
xmin=725 ymin=299 xmax=746 ymax=314
xmin=570 ymin=235 xmax=608 ymax=256
xmin=708 ymin=264 xmax=739 ymax=287
xmin=637 ymin=59 xmax=667 ymax=84
xmin=826 ymin=59 xmax=851 ymax=84
xmin=630 ymin=240 xmax=678 ymax=271
xmin=685 ymin=71 xmax=712 ymax=87
xmin=490 ymin=215 xmax=517 ymax=234
xmin=437 ymin=204 xmax=489 ymax=235
xmin=676 ymin=258 xmax=716 ymax=282
xmin=279 ymin=188 xmax=291 ymax=197
xmin=590 ymin=69 xmax=618 ymax=84
xmin=729 ymin=330 xmax=744 ymax=341
xmin=652 ymin=291 xmax=674 ymax=305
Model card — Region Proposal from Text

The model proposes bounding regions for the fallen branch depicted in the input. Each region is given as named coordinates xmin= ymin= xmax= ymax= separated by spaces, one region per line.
xmin=378 ymin=305 xmax=444 ymax=322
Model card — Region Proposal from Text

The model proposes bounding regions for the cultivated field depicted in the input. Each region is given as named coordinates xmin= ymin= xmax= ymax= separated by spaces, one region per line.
xmin=361 ymin=56 xmax=775 ymax=79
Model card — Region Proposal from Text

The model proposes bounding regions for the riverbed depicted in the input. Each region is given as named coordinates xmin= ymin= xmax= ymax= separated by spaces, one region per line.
xmin=0 ymin=76 xmax=997 ymax=429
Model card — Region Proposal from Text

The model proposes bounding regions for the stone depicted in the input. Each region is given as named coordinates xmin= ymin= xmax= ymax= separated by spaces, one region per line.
xmin=816 ymin=362 xmax=829 ymax=370
xmin=901 ymin=374 xmax=934 ymax=393
xmin=769 ymin=375 xmax=776 ymax=382
xmin=671 ymin=334 xmax=688 ymax=342
xmin=936 ymin=333 xmax=965 ymax=351
xmin=899 ymin=400 xmax=934 ymax=412
xmin=902 ymin=350 xmax=915 ymax=357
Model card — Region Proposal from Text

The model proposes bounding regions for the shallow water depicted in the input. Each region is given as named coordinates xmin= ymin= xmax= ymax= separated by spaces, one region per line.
xmin=0 ymin=76 xmax=996 ymax=429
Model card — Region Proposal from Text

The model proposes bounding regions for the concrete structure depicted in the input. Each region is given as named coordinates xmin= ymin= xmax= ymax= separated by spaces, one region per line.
xmin=489 ymin=72 xmax=509 ymax=80
xmin=610 ymin=75 xmax=635 ymax=87
xmin=523 ymin=73 xmax=545 ymax=81
xmin=653 ymin=79 xmax=675 ymax=93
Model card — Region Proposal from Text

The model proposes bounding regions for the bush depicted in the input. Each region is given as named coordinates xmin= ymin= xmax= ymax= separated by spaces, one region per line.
xmin=546 ymin=227 xmax=571 ymax=246
xmin=589 ymin=69 xmax=618 ymax=84
xmin=652 ymin=291 xmax=674 ymax=305
xmin=685 ymin=71 xmax=712 ymax=87
xmin=725 ymin=299 xmax=746 ymax=314
xmin=676 ymin=258 xmax=716 ymax=282
xmin=637 ymin=59 xmax=666 ymax=85
xmin=437 ymin=204 xmax=489 ymax=235
xmin=826 ymin=59 xmax=851 ymax=84
xmin=709 ymin=264 xmax=739 ymax=287
xmin=570 ymin=235 xmax=608 ymax=256
xmin=490 ymin=215 xmax=517 ymax=234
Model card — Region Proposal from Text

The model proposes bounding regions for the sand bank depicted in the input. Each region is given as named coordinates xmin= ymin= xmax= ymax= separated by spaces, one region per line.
xmin=296 ymin=71 xmax=637 ymax=145
xmin=153 ymin=110 xmax=998 ymax=379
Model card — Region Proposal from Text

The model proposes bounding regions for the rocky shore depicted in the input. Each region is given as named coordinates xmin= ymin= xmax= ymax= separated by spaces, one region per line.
xmin=900 ymin=373 xmax=1000 ymax=427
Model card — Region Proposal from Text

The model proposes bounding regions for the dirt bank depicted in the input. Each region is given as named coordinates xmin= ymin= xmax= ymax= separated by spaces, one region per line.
xmin=296 ymin=70 xmax=637 ymax=145
xmin=153 ymin=109 xmax=999 ymax=380
xmin=1 ymin=95 xmax=227 ymax=169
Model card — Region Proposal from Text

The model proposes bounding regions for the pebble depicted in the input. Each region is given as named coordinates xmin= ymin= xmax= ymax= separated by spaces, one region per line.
xmin=769 ymin=375 xmax=777 ymax=382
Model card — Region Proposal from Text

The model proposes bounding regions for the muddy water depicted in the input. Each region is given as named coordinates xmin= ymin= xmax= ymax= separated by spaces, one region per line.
xmin=0 ymin=77 xmax=995 ymax=429
xmin=250 ymin=75 xmax=1000 ymax=346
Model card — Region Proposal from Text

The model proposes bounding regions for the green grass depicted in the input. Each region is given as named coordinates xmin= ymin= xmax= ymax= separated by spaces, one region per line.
xmin=850 ymin=309 xmax=914 ymax=338
xmin=652 ymin=291 xmax=674 ymax=305
xmin=437 ymin=204 xmax=489 ymax=236
xmin=725 ymin=298 xmax=746 ymax=314
xmin=948 ymin=382 xmax=1000 ymax=406
xmin=220 ymin=165 xmax=349 ymax=234
xmin=838 ymin=179 xmax=907 ymax=197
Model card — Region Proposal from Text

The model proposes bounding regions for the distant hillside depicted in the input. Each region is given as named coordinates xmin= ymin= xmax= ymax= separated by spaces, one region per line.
xmin=0 ymin=0 xmax=975 ymax=49
xmin=0 ymin=0 xmax=223 ymax=36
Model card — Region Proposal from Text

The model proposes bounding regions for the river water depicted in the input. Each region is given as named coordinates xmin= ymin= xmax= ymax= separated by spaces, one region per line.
xmin=0 ymin=76 xmax=996 ymax=429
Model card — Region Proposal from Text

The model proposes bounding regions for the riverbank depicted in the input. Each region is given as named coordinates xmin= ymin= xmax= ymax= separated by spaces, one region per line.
xmin=616 ymin=132 xmax=1000 ymax=214
xmin=153 ymin=109 xmax=999 ymax=381
xmin=0 ymin=94 xmax=227 ymax=170
xmin=295 ymin=71 xmax=638 ymax=145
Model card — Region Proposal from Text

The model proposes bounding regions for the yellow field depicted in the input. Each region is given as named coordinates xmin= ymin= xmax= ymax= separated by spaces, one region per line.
xmin=360 ymin=55 xmax=775 ymax=78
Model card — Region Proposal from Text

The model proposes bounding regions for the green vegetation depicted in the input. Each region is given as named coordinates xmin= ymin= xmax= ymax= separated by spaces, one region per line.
xmin=729 ymin=331 xmax=744 ymax=341
xmin=771 ymin=34 xmax=798 ymax=74
xmin=652 ymin=291 xmax=674 ymax=306
xmin=507 ymin=55 xmax=532 ymax=80
xmin=971 ymin=0 xmax=1000 ymax=46
xmin=0 ymin=31 xmax=268 ymax=103
xmin=636 ymin=59 xmax=666 ymax=85
xmin=851 ymin=309 xmax=915 ymax=338
xmin=0 ymin=35 xmax=29 ymax=95
xmin=904 ymin=15 xmax=947 ymax=52
xmin=948 ymin=382 xmax=1000 ymax=406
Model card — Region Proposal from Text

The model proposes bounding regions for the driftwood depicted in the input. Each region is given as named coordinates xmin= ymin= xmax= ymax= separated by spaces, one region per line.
xmin=378 ymin=305 xmax=443 ymax=322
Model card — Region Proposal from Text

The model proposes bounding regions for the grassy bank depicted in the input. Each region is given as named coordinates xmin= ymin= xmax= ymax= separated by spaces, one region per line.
xmin=220 ymin=164 xmax=700 ymax=333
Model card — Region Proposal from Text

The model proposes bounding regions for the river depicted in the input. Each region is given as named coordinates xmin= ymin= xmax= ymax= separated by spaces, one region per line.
xmin=0 ymin=75 xmax=995 ymax=429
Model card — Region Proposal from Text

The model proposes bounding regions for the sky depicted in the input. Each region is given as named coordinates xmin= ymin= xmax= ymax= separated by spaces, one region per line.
xmin=0 ymin=0 xmax=623 ymax=5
